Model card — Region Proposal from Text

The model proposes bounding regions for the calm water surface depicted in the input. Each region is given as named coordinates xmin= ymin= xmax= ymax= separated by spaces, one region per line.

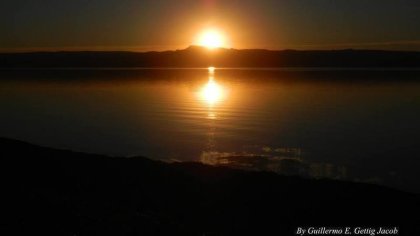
xmin=1 ymin=68 xmax=419 ymax=192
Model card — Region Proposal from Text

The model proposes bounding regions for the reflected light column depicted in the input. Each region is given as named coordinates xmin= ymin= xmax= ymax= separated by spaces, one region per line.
xmin=200 ymin=66 xmax=225 ymax=119
xmin=199 ymin=67 xmax=224 ymax=152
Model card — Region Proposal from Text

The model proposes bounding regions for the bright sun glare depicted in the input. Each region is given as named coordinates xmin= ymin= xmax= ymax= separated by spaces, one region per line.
xmin=200 ymin=67 xmax=225 ymax=106
xmin=201 ymin=79 xmax=223 ymax=105
xmin=196 ymin=29 xmax=225 ymax=49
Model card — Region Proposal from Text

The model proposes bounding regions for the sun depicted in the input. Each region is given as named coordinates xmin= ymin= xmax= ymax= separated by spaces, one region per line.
xmin=195 ymin=29 xmax=226 ymax=49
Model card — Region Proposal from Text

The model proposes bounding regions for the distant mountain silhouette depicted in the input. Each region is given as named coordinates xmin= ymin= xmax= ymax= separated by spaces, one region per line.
xmin=1 ymin=46 xmax=420 ymax=68
xmin=2 ymin=137 xmax=419 ymax=235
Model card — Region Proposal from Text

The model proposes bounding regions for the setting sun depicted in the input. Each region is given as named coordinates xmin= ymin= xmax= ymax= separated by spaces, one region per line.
xmin=195 ymin=29 xmax=226 ymax=49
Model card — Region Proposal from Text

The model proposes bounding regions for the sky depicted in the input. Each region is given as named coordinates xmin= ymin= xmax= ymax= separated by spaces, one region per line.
xmin=1 ymin=0 xmax=420 ymax=52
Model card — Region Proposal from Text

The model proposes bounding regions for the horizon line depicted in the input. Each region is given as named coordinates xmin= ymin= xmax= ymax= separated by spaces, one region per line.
xmin=2 ymin=40 xmax=420 ymax=53
xmin=1 ymin=45 xmax=420 ymax=54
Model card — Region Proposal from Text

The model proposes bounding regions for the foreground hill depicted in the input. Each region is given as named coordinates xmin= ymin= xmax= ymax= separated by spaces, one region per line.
xmin=1 ymin=137 xmax=419 ymax=235
xmin=1 ymin=46 xmax=420 ymax=68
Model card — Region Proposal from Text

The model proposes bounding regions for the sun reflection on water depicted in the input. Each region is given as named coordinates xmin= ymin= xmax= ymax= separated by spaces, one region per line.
xmin=197 ymin=67 xmax=226 ymax=152
xmin=208 ymin=66 xmax=215 ymax=74
xmin=200 ymin=78 xmax=223 ymax=106
xmin=199 ymin=67 xmax=225 ymax=107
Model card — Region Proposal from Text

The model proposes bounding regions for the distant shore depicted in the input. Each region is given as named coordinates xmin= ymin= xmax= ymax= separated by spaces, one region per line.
xmin=1 ymin=46 xmax=420 ymax=68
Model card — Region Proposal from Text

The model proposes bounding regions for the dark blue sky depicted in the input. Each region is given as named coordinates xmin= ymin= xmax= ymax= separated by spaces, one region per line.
xmin=1 ymin=0 xmax=420 ymax=51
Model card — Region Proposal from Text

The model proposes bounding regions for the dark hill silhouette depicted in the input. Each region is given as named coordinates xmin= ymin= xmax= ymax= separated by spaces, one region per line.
xmin=1 ymin=46 xmax=420 ymax=68
xmin=1 ymin=137 xmax=419 ymax=235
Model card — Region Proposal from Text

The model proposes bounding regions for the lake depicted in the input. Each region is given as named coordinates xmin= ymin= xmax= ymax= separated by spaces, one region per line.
xmin=1 ymin=68 xmax=419 ymax=193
